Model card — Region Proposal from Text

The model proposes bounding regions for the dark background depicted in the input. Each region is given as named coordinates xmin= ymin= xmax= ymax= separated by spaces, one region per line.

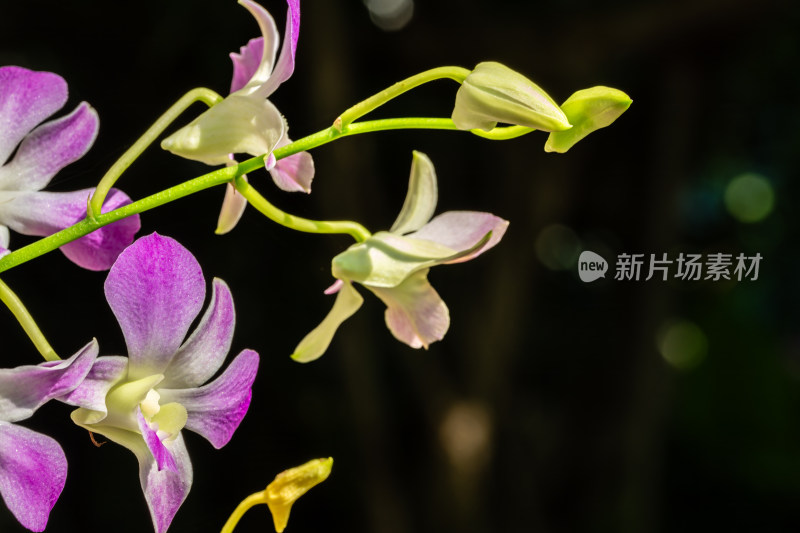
xmin=2 ymin=0 xmax=800 ymax=532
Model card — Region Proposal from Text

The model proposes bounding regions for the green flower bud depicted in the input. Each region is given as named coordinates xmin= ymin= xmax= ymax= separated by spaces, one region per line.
xmin=451 ymin=62 xmax=571 ymax=132
xmin=544 ymin=86 xmax=632 ymax=153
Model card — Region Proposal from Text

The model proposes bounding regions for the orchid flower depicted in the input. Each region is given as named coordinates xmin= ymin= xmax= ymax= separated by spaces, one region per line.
xmin=60 ymin=233 xmax=259 ymax=533
xmin=292 ymin=151 xmax=509 ymax=363
xmin=162 ymin=0 xmax=314 ymax=233
xmin=0 ymin=341 xmax=98 ymax=532
xmin=0 ymin=66 xmax=140 ymax=270
xmin=217 ymin=5 xmax=315 ymax=234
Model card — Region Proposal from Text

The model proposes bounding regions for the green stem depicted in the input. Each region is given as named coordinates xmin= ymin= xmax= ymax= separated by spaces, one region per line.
xmin=87 ymin=87 xmax=223 ymax=219
xmin=470 ymin=124 xmax=535 ymax=140
xmin=273 ymin=118 xmax=534 ymax=160
xmin=0 ymin=277 xmax=59 ymax=361
xmin=336 ymin=66 xmax=471 ymax=128
xmin=0 ymin=116 xmax=531 ymax=274
xmin=0 ymin=157 xmax=263 ymax=274
xmin=220 ymin=491 xmax=266 ymax=533
xmin=234 ymin=176 xmax=372 ymax=242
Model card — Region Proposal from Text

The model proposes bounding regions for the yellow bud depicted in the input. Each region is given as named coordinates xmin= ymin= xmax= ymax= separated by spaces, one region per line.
xmin=266 ymin=457 xmax=333 ymax=532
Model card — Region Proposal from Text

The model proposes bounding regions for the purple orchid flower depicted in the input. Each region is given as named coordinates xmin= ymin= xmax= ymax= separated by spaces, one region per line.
xmin=0 ymin=66 xmax=140 ymax=270
xmin=60 ymin=233 xmax=259 ymax=533
xmin=0 ymin=341 xmax=98 ymax=531
xmin=292 ymin=151 xmax=509 ymax=363
xmin=162 ymin=1 xmax=313 ymax=233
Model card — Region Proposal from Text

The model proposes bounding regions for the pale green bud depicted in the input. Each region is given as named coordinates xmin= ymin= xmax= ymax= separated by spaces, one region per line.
xmin=452 ymin=62 xmax=571 ymax=132
xmin=544 ymin=86 xmax=632 ymax=153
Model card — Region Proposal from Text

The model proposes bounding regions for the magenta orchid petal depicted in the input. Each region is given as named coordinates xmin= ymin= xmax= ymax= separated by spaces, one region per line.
xmin=0 ymin=340 xmax=97 ymax=423
xmin=63 ymin=233 xmax=257 ymax=532
xmin=408 ymin=211 xmax=509 ymax=264
xmin=58 ymin=356 xmax=128 ymax=415
xmin=0 ymin=65 xmax=140 ymax=269
xmin=159 ymin=349 xmax=258 ymax=449
xmin=61 ymin=188 xmax=141 ymax=271
xmin=162 ymin=279 xmax=236 ymax=389
xmin=275 ymin=0 xmax=301 ymax=80
xmin=269 ymin=135 xmax=315 ymax=193
xmin=0 ymin=187 xmax=141 ymax=271
xmin=0 ymin=343 xmax=97 ymax=530
xmin=137 ymin=408 xmax=178 ymax=472
xmin=104 ymin=233 xmax=205 ymax=380
xmin=230 ymin=37 xmax=273 ymax=94
xmin=136 ymin=433 xmax=192 ymax=533
xmin=369 ymin=269 xmax=450 ymax=349
xmin=0 ymin=66 xmax=67 ymax=164
xmin=0 ymin=102 xmax=98 ymax=192
xmin=0 ymin=422 xmax=67 ymax=532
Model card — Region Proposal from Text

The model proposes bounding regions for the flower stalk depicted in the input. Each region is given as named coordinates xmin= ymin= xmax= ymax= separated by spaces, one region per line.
xmin=336 ymin=66 xmax=470 ymax=128
xmin=88 ymin=87 xmax=224 ymax=219
xmin=220 ymin=490 xmax=265 ymax=533
xmin=220 ymin=458 xmax=333 ymax=533
xmin=233 ymin=175 xmax=372 ymax=242
xmin=0 ymin=277 xmax=59 ymax=361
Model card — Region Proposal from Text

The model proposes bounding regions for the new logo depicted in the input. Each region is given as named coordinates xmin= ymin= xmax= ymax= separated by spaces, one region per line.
xmin=578 ymin=251 xmax=608 ymax=282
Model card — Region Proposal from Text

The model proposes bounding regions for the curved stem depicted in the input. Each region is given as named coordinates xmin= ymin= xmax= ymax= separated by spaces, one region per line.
xmin=234 ymin=176 xmax=372 ymax=242
xmin=0 ymin=157 xmax=263 ymax=274
xmin=87 ymin=87 xmax=224 ymax=219
xmin=0 ymin=116 xmax=531 ymax=274
xmin=0 ymin=277 xmax=59 ymax=361
xmin=336 ymin=66 xmax=471 ymax=128
xmin=220 ymin=490 xmax=267 ymax=533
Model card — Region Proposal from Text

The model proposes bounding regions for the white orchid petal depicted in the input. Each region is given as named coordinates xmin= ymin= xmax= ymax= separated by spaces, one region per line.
xmin=161 ymin=94 xmax=285 ymax=165
xmin=292 ymin=282 xmax=363 ymax=363
xmin=390 ymin=151 xmax=438 ymax=235
xmin=216 ymin=181 xmax=249 ymax=235
xmin=235 ymin=0 xmax=281 ymax=96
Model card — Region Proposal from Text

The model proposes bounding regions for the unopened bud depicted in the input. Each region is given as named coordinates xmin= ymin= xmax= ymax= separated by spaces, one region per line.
xmin=266 ymin=457 xmax=333 ymax=533
xmin=544 ymin=86 xmax=631 ymax=153
xmin=452 ymin=62 xmax=571 ymax=132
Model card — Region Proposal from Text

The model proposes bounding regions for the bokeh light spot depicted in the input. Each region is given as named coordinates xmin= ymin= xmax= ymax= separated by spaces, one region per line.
xmin=724 ymin=173 xmax=775 ymax=223
xmin=657 ymin=319 xmax=708 ymax=370
xmin=535 ymin=224 xmax=581 ymax=271
xmin=364 ymin=0 xmax=414 ymax=31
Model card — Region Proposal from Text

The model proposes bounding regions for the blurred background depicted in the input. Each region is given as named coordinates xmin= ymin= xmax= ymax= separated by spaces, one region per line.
xmin=2 ymin=0 xmax=800 ymax=531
